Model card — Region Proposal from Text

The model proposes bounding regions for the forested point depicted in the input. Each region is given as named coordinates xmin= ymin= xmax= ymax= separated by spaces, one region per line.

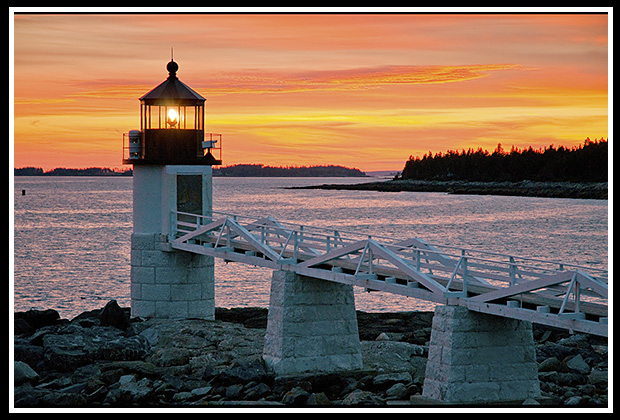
xmin=397 ymin=138 xmax=608 ymax=183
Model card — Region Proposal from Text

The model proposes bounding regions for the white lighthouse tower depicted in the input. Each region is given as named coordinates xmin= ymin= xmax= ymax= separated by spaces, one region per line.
xmin=123 ymin=59 xmax=221 ymax=320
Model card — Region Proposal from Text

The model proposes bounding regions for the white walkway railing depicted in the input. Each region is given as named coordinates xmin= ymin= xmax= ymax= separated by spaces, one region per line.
xmin=170 ymin=211 xmax=608 ymax=337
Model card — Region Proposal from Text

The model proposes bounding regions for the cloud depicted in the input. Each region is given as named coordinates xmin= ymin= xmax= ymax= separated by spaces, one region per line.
xmin=200 ymin=64 xmax=523 ymax=96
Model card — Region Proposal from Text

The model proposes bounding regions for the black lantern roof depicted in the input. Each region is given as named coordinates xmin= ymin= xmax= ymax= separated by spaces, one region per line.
xmin=139 ymin=60 xmax=205 ymax=105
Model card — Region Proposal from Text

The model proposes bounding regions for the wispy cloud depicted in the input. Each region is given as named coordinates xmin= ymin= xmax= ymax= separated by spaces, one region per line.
xmin=200 ymin=64 xmax=524 ymax=96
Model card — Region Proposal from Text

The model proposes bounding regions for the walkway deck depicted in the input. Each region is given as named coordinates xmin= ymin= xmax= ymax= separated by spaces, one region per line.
xmin=169 ymin=211 xmax=608 ymax=337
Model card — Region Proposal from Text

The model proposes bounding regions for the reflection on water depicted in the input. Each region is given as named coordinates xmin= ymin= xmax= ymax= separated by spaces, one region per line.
xmin=13 ymin=176 xmax=608 ymax=319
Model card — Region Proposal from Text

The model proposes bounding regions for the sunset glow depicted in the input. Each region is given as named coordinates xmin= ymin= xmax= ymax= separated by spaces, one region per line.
xmin=11 ymin=10 xmax=609 ymax=172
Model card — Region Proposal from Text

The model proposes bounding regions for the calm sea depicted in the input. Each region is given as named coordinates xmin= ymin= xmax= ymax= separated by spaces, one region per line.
xmin=12 ymin=176 xmax=608 ymax=320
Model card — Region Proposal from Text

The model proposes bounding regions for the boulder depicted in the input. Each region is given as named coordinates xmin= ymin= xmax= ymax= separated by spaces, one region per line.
xmin=281 ymin=387 xmax=310 ymax=405
xmin=41 ymin=325 xmax=150 ymax=372
xmin=15 ymin=309 xmax=60 ymax=332
xmin=99 ymin=300 xmax=130 ymax=330
xmin=341 ymin=389 xmax=385 ymax=406
xmin=538 ymin=356 xmax=564 ymax=372
xmin=587 ymin=369 xmax=608 ymax=387
xmin=14 ymin=361 xmax=39 ymax=385
xmin=565 ymin=354 xmax=591 ymax=374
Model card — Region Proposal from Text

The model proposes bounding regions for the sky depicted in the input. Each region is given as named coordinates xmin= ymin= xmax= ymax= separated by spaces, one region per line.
xmin=10 ymin=9 xmax=610 ymax=172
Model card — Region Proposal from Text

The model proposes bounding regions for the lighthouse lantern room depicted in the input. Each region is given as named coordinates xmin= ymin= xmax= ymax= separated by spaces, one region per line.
xmin=123 ymin=59 xmax=221 ymax=166
xmin=123 ymin=59 xmax=219 ymax=320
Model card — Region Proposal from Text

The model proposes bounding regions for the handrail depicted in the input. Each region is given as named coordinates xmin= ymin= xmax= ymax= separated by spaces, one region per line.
xmin=172 ymin=209 xmax=608 ymax=279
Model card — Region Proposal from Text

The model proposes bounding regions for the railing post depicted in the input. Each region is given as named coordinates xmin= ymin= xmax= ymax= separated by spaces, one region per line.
xmin=169 ymin=211 xmax=177 ymax=241
xmin=462 ymin=255 xmax=468 ymax=295
xmin=415 ymin=249 xmax=421 ymax=271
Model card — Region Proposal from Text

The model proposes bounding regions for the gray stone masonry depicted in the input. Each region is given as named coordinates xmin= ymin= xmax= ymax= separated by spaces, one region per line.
xmin=423 ymin=305 xmax=541 ymax=404
xmin=130 ymin=233 xmax=215 ymax=320
xmin=263 ymin=271 xmax=363 ymax=375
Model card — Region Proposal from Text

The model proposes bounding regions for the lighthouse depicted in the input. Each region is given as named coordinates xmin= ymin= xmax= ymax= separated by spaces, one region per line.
xmin=123 ymin=59 xmax=221 ymax=320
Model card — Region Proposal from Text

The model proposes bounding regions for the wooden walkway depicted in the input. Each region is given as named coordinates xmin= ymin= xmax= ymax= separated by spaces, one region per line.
xmin=170 ymin=211 xmax=608 ymax=337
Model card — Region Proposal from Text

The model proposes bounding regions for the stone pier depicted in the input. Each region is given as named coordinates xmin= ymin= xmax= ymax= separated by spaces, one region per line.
xmin=422 ymin=305 xmax=541 ymax=404
xmin=262 ymin=271 xmax=363 ymax=375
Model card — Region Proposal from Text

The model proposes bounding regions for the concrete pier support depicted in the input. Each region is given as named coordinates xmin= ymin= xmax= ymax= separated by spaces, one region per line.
xmin=422 ymin=305 xmax=540 ymax=404
xmin=130 ymin=232 xmax=215 ymax=320
xmin=263 ymin=271 xmax=363 ymax=375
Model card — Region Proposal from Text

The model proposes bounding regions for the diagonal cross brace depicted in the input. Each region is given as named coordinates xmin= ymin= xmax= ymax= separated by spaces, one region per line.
xmin=173 ymin=217 xmax=228 ymax=244
xmin=367 ymin=239 xmax=447 ymax=296
xmin=223 ymin=217 xmax=283 ymax=263
xmin=467 ymin=270 xmax=576 ymax=303
xmin=297 ymin=239 xmax=368 ymax=269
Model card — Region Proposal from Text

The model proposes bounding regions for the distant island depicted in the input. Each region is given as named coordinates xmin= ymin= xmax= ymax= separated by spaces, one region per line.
xmin=14 ymin=164 xmax=366 ymax=178
xmin=14 ymin=167 xmax=132 ymax=177
xmin=213 ymin=164 xmax=365 ymax=177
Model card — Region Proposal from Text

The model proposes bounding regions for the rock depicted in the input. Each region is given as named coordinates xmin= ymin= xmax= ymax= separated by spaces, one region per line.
xmin=538 ymin=356 xmax=563 ymax=372
xmin=14 ymin=317 xmax=35 ymax=336
xmin=15 ymin=308 xmax=60 ymax=331
xmin=281 ymin=387 xmax=310 ymax=405
xmin=361 ymin=341 xmax=426 ymax=373
xmin=150 ymin=347 xmax=190 ymax=367
xmin=376 ymin=332 xmax=390 ymax=341
xmin=172 ymin=391 xmax=193 ymax=403
xmin=243 ymin=382 xmax=270 ymax=400
xmin=226 ymin=357 xmax=270 ymax=383
xmin=385 ymin=382 xmax=408 ymax=399
xmin=539 ymin=371 xmax=586 ymax=387
xmin=225 ymin=383 xmax=244 ymax=399
xmin=11 ymin=304 xmax=609 ymax=407
xmin=341 ymin=389 xmax=384 ymax=406
xmin=307 ymin=392 xmax=331 ymax=405
xmin=565 ymin=354 xmax=591 ymax=374
xmin=100 ymin=300 xmax=130 ymax=330
xmin=14 ymin=361 xmax=39 ymax=385
xmin=373 ymin=372 xmax=413 ymax=387
xmin=522 ymin=398 xmax=541 ymax=405
xmin=14 ymin=339 xmax=44 ymax=369
xmin=376 ymin=332 xmax=404 ymax=341
xmin=41 ymin=325 xmax=150 ymax=372
xmin=564 ymin=395 xmax=583 ymax=405
xmin=557 ymin=334 xmax=589 ymax=349
xmin=587 ymin=369 xmax=607 ymax=387
xmin=191 ymin=386 xmax=212 ymax=398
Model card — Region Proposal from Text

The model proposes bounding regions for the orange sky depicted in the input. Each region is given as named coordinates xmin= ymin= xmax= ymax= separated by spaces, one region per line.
xmin=11 ymin=10 xmax=609 ymax=172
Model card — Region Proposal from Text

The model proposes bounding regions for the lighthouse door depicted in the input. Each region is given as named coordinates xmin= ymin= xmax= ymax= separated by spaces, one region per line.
xmin=177 ymin=174 xmax=202 ymax=224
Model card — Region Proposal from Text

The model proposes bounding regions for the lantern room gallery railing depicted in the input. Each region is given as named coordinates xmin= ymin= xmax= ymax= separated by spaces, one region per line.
xmin=122 ymin=131 xmax=222 ymax=163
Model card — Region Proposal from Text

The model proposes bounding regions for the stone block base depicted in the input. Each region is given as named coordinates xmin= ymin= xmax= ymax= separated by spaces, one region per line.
xmin=263 ymin=271 xmax=363 ymax=375
xmin=130 ymin=233 xmax=215 ymax=320
xmin=422 ymin=305 xmax=540 ymax=404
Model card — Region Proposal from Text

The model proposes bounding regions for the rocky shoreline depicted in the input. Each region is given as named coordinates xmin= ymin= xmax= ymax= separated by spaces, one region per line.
xmin=289 ymin=180 xmax=608 ymax=200
xmin=13 ymin=301 xmax=608 ymax=408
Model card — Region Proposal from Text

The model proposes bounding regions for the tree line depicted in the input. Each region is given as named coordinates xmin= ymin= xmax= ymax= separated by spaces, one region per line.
xmin=213 ymin=164 xmax=366 ymax=177
xmin=14 ymin=167 xmax=132 ymax=176
xmin=397 ymin=138 xmax=607 ymax=183
xmin=14 ymin=164 xmax=366 ymax=178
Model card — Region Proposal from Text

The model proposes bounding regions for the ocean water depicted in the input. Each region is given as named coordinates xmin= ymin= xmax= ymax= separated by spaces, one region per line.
xmin=12 ymin=176 xmax=608 ymax=320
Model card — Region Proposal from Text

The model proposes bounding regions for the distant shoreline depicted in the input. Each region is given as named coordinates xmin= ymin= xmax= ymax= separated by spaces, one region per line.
xmin=289 ymin=179 xmax=608 ymax=200
xmin=13 ymin=164 xmax=368 ymax=178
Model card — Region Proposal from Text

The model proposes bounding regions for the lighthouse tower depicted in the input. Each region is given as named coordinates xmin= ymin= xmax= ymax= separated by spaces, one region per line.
xmin=123 ymin=59 xmax=221 ymax=320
